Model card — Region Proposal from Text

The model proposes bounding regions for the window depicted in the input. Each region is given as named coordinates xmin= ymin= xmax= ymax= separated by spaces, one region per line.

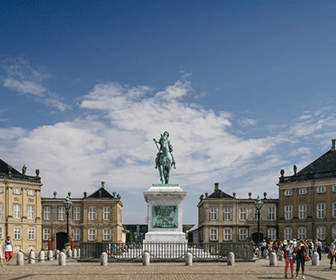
xmin=0 ymin=226 xmax=2 ymax=239
xmin=43 ymin=228 xmax=51 ymax=240
xmin=316 ymin=203 xmax=326 ymax=219
xmin=13 ymin=187 xmax=21 ymax=195
xmin=88 ymin=207 xmax=97 ymax=221
xmin=333 ymin=185 xmax=336 ymax=192
xmin=240 ymin=207 xmax=247 ymax=221
xmin=298 ymin=204 xmax=307 ymax=220
xmin=267 ymin=228 xmax=277 ymax=240
xmin=72 ymin=228 xmax=81 ymax=241
xmin=0 ymin=187 xmax=3 ymax=193
xmin=284 ymin=227 xmax=292 ymax=240
xmin=297 ymin=227 xmax=306 ymax=240
xmin=284 ymin=189 xmax=292 ymax=196
xmin=333 ymin=202 xmax=336 ymax=217
xmin=58 ymin=206 xmax=65 ymax=221
xmin=284 ymin=205 xmax=293 ymax=220
xmin=223 ymin=228 xmax=232 ymax=241
xmin=103 ymin=207 xmax=111 ymax=221
xmin=316 ymin=226 xmax=326 ymax=241
xmin=253 ymin=208 xmax=258 ymax=220
xmin=13 ymin=204 xmax=21 ymax=219
xmin=27 ymin=205 xmax=35 ymax=220
xmin=14 ymin=227 xmax=22 ymax=240
xmin=27 ymin=189 xmax=35 ymax=196
xmin=223 ymin=207 xmax=232 ymax=221
xmin=43 ymin=206 xmax=50 ymax=220
xmin=299 ymin=188 xmax=307 ymax=195
xmin=239 ymin=228 xmax=248 ymax=241
xmin=268 ymin=207 xmax=276 ymax=221
xmin=0 ymin=203 xmax=2 ymax=219
xmin=88 ymin=228 xmax=96 ymax=241
xmin=103 ymin=228 xmax=111 ymax=241
xmin=209 ymin=207 xmax=218 ymax=220
xmin=332 ymin=225 xmax=336 ymax=240
xmin=209 ymin=228 xmax=218 ymax=241
xmin=27 ymin=227 xmax=35 ymax=240
xmin=73 ymin=206 xmax=81 ymax=221
xmin=317 ymin=186 xmax=326 ymax=193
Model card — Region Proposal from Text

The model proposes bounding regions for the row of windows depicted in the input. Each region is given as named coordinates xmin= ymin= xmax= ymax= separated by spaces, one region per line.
xmin=283 ymin=225 xmax=336 ymax=241
xmin=209 ymin=206 xmax=276 ymax=221
xmin=1 ymin=226 xmax=38 ymax=240
xmin=42 ymin=228 xmax=112 ymax=241
xmin=43 ymin=206 xmax=112 ymax=221
xmin=208 ymin=228 xmax=277 ymax=241
xmin=12 ymin=188 xmax=35 ymax=196
xmin=284 ymin=202 xmax=336 ymax=220
xmin=6 ymin=204 xmax=36 ymax=219
xmin=284 ymin=185 xmax=336 ymax=196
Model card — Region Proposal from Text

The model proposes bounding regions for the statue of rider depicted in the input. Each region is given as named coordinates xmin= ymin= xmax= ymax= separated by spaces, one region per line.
xmin=153 ymin=131 xmax=176 ymax=169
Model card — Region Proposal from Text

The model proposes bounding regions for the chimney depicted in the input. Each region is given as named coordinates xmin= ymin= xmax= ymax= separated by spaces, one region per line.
xmin=83 ymin=192 xmax=87 ymax=199
xmin=248 ymin=192 xmax=252 ymax=199
xmin=293 ymin=165 xmax=297 ymax=175
xmin=214 ymin=182 xmax=219 ymax=191
xmin=232 ymin=192 xmax=236 ymax=199
xmin=53 ymin=191 xmax=57 ymax=199
xmin=332 ymin=139 xmax=336 ymax=151
xmin=101 ymin=181 xmax=105 ymax=188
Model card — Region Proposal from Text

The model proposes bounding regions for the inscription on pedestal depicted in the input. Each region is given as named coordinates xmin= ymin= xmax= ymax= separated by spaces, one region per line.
xmin=152 ymin=205 xmax=178 ymax=228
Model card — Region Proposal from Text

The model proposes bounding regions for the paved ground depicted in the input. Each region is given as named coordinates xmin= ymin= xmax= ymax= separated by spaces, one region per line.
xmin=1 ymin=256 xmax=335 ymax=280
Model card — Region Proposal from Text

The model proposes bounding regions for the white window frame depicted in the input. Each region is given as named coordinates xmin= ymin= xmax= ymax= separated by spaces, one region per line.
xmin=27 ymin=227 xmax=35 ymax=240
xmin=72 ymin=228 xmax=81 ymax=241
xmin=284 ymin=205 xmax=293 ymax=220
xmin=73 ymin=206 xmax=81 ymax=221
xmin=27 ymin=205 xmax=35 ymax=220
xmin=223 ymin=228 xmax=232 ymax=241
xmin=13 ymin=187 xmax=21 ymax=195
xmin=316 ymin=203 xmax=326 ymax=219
xmin=58 ymin=206 xmax=65 ymax=221
xmin=284 ymin=189 xmax=292 ymax=196
xmin=333 ymin=202 xmax=336 ymax=218
xmin=316 ymin=226 xmax=326 ymax=241
xmin=88 ymin=207 xmax=97 ymax=221
xmin=284 ymin=227 xmax=292 ymax=240
xmin=14 ymin=226 xmax=22 ymax=240
xmin=209 ymin=207 xmax=218 ymax=220
xmin=268 ymin=207 xmax=276 ymax=221
xmin=298 ymin=204 xmax=307 ymax=220
xmin=267 ymin=228 xmax=276 ymax=240
xmin=13 ymin=203 xmax=21 ymax=219
xmin=298 ymin=188 xmax=307 ymax=195
xmin=88 ymin=228 xmax=97 ymax=241
xmin=0 ymin=187 xmax=3 ymax=193
xmin=43 ymin=206 xmax=50 ymax=220
xmin=240 ymin=207 xmax=247 ymax=221
xmin=0 ymin=203 xmax=3 ymax=219
xmin=317 ymin=186 xmax=326 ymax=193
xmin=0 ymin=226 xmax=2 ymax=240
xmin=27 ymin=189 xmax=35 ymax=196
xmin=223 ymin=207 xmax=232 ymax=221
xmin=332 ymin=225 xmax=336 ymax=240
xmin=297 ymin=227 xmax=306 ymax=240
xmin=333 ymin=185 xmax=336 ymax=192
xmin=239 ymin=228 xmax=248 ymax=241
xmin=209 ymin=228 xmax=218 ymax=241
xmin=103 ymin=228 xmax=111 ymax=241
xmin=43 ymin=228 xmax=51 ymax=241
xmin=103 ymin=207 xmax=111 ymax=221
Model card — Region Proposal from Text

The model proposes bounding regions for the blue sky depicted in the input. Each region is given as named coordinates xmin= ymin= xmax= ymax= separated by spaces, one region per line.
xmin=1 ymin=1 xmax=336 ymax=224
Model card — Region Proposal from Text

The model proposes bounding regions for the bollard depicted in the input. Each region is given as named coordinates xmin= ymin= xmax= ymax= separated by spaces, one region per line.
xmin=29 ymin=251 xmax=35 ymax=264
xmin=58 ymin=252 xmax=66 ymax=266
xmin=312 ymin=252 xmax=319 ymax=266
xmin=269 ymin=252 xmax=277 ymax=266
xmin=77 ymin=248 xmax=81 ymax=258
xmin=17 ymin=251 xmax=24 ymax=266
xmin=142 ymin=251 xmax=150 ymax=266
xmin=48 ymin=250 xmax=53 ymax=261
xmin=100 ymin=252 xmax=108 ymax=266
xmin=67 ymin=249 xmax=72 ymax=258
xmin=39 ymin=250 xmax=45 ymax=263
xmin=73 ymin=248 xmax=77 ymax=258
xmin=227 ymin=252 xmax=235 ymax=266
xmin=185 ymin=252 xmax=192 ymax=266
xmin=56 ymin=250 xmax=60 ymax=261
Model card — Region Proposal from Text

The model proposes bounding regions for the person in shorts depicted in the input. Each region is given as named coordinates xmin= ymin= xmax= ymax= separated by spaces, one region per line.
xmin=4 ymin=236 xmax=13 ymax=263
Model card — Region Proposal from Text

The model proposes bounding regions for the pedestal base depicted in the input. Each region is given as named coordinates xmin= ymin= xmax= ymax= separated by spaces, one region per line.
xmin=144 ymin=231 xmax=187 ymax=243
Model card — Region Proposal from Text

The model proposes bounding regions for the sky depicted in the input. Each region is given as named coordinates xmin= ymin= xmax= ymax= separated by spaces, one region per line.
xmin=1 ymin=0 xmax=336 ymax=225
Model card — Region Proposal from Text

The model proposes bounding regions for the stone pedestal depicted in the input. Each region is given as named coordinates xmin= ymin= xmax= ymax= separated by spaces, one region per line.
xmin=143 ymin=184 xmax=187 ymax=243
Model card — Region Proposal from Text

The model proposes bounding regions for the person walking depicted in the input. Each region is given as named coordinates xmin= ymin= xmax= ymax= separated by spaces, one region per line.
xmin=329 ymin=240 xmax=336 ymax=270
xmin=295 ymin=242 xmax=307 ymax=279
xmin=284 ymin=240 xmax=295 ymax=279
xmin=4 ymin=236 xmax=13 ymax=264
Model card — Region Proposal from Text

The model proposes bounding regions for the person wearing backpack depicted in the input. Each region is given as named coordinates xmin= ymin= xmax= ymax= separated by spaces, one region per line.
xmin=4 ymin=236 xmax=13 ymax=263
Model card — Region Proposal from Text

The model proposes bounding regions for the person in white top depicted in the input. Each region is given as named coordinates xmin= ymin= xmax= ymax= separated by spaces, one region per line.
xmin=4 ymin=236 xmax=13 ymax=263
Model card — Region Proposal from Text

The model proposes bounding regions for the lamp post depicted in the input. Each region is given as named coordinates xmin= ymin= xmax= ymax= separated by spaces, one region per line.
xmin=254 ymin=195 xmax=264 ymax=245
xmin=63 ymin=192 xmax=72 ymax=244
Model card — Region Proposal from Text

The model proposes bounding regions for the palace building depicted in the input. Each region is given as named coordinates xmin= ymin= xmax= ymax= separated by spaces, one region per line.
xmin=0 ymin=160 xmax=42 ymax=252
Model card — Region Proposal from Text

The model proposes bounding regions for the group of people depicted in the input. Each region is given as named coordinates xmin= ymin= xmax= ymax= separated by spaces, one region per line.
xmin=0 ymin=236 xmax=13 ymax=266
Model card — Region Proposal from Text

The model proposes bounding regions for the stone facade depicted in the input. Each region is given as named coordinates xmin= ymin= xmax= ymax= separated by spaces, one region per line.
xmin=278 ymin=140 xmax=336 ymax=244
xmin=41 ymin=182 xmax=123 ymax=250
xmin=0 ymin=160 xmax=42 ymax=252
xmin=195 ymin=183 xmax=278 ymax=243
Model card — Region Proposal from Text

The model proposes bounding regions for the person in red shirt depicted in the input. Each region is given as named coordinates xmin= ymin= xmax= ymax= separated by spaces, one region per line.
xmin=4 ymin=236 xmax=13 ymax=263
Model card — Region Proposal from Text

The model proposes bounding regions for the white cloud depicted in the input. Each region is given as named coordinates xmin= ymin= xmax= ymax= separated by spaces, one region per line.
xmin=3 ymin=78 xmax=46 ymax=96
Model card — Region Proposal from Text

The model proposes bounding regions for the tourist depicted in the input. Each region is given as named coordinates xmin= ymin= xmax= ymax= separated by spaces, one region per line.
xmin=295 ymin=241 xmax=307 ymax=279
xmin=4 ymin=236 xmax=13 ymax=263
xmin=315 ymin=239 xmax=322 ymax=261
xmin=329 ymin=240 xmax=336 ymax=270
xmin=284 ymin=240 xmax=295 ymax=279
